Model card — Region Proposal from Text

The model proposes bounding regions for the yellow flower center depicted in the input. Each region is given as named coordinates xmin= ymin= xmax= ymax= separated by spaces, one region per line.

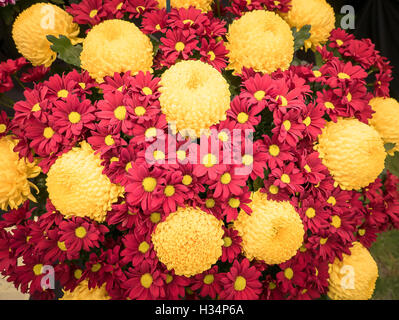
xmin=283 ymin=120 xmax=291 ymax=131
xmin=320 ymin=237 xmax=328 ymax=245
xmin=284 ymin=267 xmax=294 ymax=280
xmin=142 ymin=177 xmax=157 ymax=192
xmin=134 ymin=106 xmax=146 ymax=116
xmin=57 ymin=241 xmax=67 ymax=251
xmin=153 ymin=150 xmax=165 ymax=160
xmin=79 ymin=82 xmax=86 ymax=89
xmin=205 ymin=198 xmax=215 ymax=208
xmin=203 ymin=274 xmax=215 ymax=285
xmin=155 ymin=24 xmax=161 ymax=30
xmin=358 ymin=228 xmax=366 ymax=236
xmin=182 ymin=175 xmax=192 ymax=186
xmin=234 ymin=276 xmax=247 ymax=291
xmin=327 ymin=196 xmax=336 ymax=206
xmin=164 ymin=185 xmax=175 ymax=197
xmin=269 ymin=144 xmax=280 ymax=157
xmin=242 ymin=154 xmax=254 ymax=166
xmin=269 ymin=282 xmax=276 ymax=290
xmin=114 ymin=106 xmax=127 ymax=120
xmin=125 ymin=162 xmax=132 ymax=172
xmin=281 ymin=173 xmax=291 ymax=184
xmin=269 ymin=184 xmax=279 ymax=194
xmin=33 ymin=264 xmax=43 ymax=276
xmin=336 ymin=39 xmax=344 ymax=46
xmin=313 ymin=70 xmax=322 ymax=77
xmin=74 ymin=269 xmax=82 ymax=279
xmin=305 ymin=207 xmax=316 ymax=219
xmin=228 ymin=197 xmax=240 ymax=208
xmin=104 ymin=135 xmax=115 ymax=146
xmin=304 ymin=164 xmax=311 ymax=172
xmin=223 ymin=236 xmax=233 ymax=247
xmin=68 ymin=111 xmax=81 ymax=124
xmin=0 ymin=124 xmax=6 ymax=133
xmin=57 ymin=89 xmax=68 ymax=98
xmin=208 ymin=51 xmax=216 ymax=61
xmin=142 ymin=87 xmax=152 ymax=95
xmin=136 ymin=5 xmax=145 ymax=12
xmin=277 ymin=95 xmax=288 ymax=107
xmin=166 ymin=274 xmax=173 ymax=284
xmin=138 ymin=241 xmax=150 ymax=253
xmin=91 ymin=263 xmax=101 ymax=272
xmin=145 ymin=127 xmax=157 ymax=138
xmin=303 ymin=116 xmax=311 ymax=127
xmin=331 ymin=215 xmax=341 ymax=228
xmin=221 ymin=173 xmax=232 ymax=184
xmin=43 ymin=127 xmax=54 ymax=139
xmin=183 ymin=19 xmax=194 ymax=25
xmin=140 ymin=273 xmax=153 ymax=288
xmin=202 ymin=153 xmax=217 ymax=168
xmin=324 ymin=102 xmax=335 ymax=109
xmin=150 ymin=212 xmax=161 ymax=223
xmin=75 ymin=226 xmax=87 ymax=238
xmin=175 ymin=42 xmax=185 ymax=52
xmin=338 ymin=72 xmax=350 ymax=80
xmin=237 ymin=112 xmax=249 ymax=124
xmin=347 ymin=92 xmax=352 ymax=102
xmin=274 ymin=0 xmax=280 ymax=5
xmin=89 ymin=9 xmax=98 ymax=18
xmin=218 ymin=131 xmax=229 ymax=142
xmin=32 ymin=103 xmax=41 ymax=112
xmin=254 ymin=90 xmax=265 ymax=101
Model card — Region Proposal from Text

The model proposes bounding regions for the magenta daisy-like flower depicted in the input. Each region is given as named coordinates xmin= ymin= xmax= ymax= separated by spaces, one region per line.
xmin=160 ymin=29 xmax=199 ymax=63
xmin=161 ymin=268 xmax=191 ymax=300
xmin=13 ymin=86 xmax=50 ymax=125
xmin=219 ymin=258 xmax=262 ymax=300
xmin=129 ymin=71 xmax=161 ymax=104
xmin=125 ymin=0 xmax=157 ymax=19
xmin=272 ymin=109 xmax=305 ymax=147
xmin=209 ymin=165 xmax=247 ymax=200
xmin=220 ymin=226 xmax=242 ymax=263
xmin=87 ymin=124 xmax=127 ymax=155
xmin=190 ymin=265 xmax=222 ymax=299
xmin=220 ymin=186 xmax=252 ymax=222
xmin=262 ymin=135 xmax=294 ymax=170
xmin=297 ymin=196 xmax=330 ymax=233
xmin=168 ymin=7 xmax=209 ymax=34
xmin=270 ymin=162 xmax=305 ymax=194
xmin=142 ymin=9 xmax=168 ymax=34
xmin=66 ymin=0 xmax=107 ymax=25
xmin=199 ymin=38 xmax=228 ymax=72
xmin=106 ymin=202 xmax=140 ymax=231
xmin=121 ymin=230 xmax=157 ymax=267
xmin=159 ymin=170 xmax=189 ymax=214
xmin=227 ymin=95 xmax=263 ymax=130
xmin=53 ymin=94 xmax=96 ymax=139
xmin=100 ymin=71 xmax=133 ymax=94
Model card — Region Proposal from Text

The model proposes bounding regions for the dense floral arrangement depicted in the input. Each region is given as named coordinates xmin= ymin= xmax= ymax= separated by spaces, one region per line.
xmin=0 ymin=0 xmax=399 ymax=300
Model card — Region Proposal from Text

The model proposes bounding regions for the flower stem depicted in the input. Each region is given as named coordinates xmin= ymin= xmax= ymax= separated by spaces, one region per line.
xmin=12 ymin=74 xmax=26 ymax=90
xmin=0 ymin=94 xmax=15 ymax=109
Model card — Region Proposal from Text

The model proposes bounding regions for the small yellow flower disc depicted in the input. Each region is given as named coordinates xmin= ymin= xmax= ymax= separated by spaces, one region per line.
xmin=46 ymin=141 xmax=124 ymax=222
xmin=234 ymin=191 xmax=305 ymax=265
xmin=0 ymin=136 xmax=40 ymax=211
xmin=226 ymin=10 xmax=294 ymax=75
xmin=151 ymin=206 xmax=224 ymax=277
xmin=156 ymin=0 xmax=214 ymax=12
xmin=12 ymin=3 xmax=81 ymax=67
xmin=80 ymin=19 xmax=153 ymax=83
xmin=327 ymin=242 xmax=378 ymax=300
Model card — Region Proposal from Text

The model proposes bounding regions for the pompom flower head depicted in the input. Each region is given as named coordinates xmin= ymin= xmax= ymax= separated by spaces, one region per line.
xmin=315 ymin=118 xmax=386 ymax=190
xmin=0 ymin=136 xmax=40 ymax=210
xmin=46 ymin=141 xmax=124 ymax=222
xmin=156 ymin=0 xmax=213 ymax=12
xmin=280 ymin=0 xmax=335 ymax=51
xmin=159 ymin=60 xmax=230 ymax=136
xmin=80 ymin=19 xmax=153 ymax=83
xmin=327 ymin=242 xmax=378 ymax=300
xmin=226 ymin=10 xmax=294 ymax=75
xmin=60 ymin=280 xmax=110 ymax=300
xmin=234 ymin=191 xmax=304 ymax=265
xmin=12 ymin=3 xmax=81 ymax=67
xmin=151 ymin=206 xmax=224 ymax=277
xmin=368 ymin=97 xmax=399 ymax=152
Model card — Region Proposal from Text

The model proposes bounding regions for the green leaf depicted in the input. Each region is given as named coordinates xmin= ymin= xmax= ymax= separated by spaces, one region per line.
xmin=253 ymin=177 xmax=264 ymax=192
xmin=385 ymin=143 xmax=396 ymax=152
xmin=385 ymin=151 xmax=399 ymax=178
xmin=291 ymin=25 xmax=311 ymax=52
xmin=46 ymin=35 xmax=82 ymax=67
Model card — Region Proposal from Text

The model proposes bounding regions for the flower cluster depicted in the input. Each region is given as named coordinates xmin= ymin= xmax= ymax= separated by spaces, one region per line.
xmin=0 ymin=0 xmax=398 ymax=301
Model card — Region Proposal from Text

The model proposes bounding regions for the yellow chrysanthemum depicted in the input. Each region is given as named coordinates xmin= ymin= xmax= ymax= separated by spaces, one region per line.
xmin=46 ymin=141 xmax=124 ymax=222
xmin=234 ymin=191 xmax=304 ymax=265
xmin=12 ymin=3 xmax=81 ymax=67
xmin=151 ymin=206 xmax=224 ymax=277
xmin=315 ymin=118 xmax=386 ymax=190
xmin=80 ymin=19 xmax=153 ymax=83
xmin=280 ymin=0 xmax=335 ymax=51
xmin=327 ymin=242 xmax=378 ymax=300
xmin=159 ymin=60 xmax=230 ymax=137
xmin=368 ymin=97 xmax=399 ymax=153
xmin=225 ymin=10 xmax=294 ymax=75
xmin=0 ymin=136 xmax=40 ymax=211
xmin=60 ymin=280 xmax=110 ymax=300
xmin=156 ymin=0 xmax=213 ymax=11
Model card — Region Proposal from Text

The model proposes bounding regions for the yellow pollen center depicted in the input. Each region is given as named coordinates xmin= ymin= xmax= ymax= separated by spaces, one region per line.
xmin=114 ymin=106 xmax=127 ymax=120
xmin=136 ymin=5 xmax=145 ymax=12
xmin=175 ymin=42 xmax=185 ymax=52
xmin=203 ymin=274 xmax=214 ymax=285
xmin=155 ymin=24 xmax=161 ymax=30
xmin=358 ymin=228 xmax=366 ymax=236
xmin=32 ymin=103 xmax=41 ymax=112
xmin=305 ymin=207 xmax=316 ymax=219
xmin=134 ymin=106 xmax=146 ymax=116
xmin=269 ymin=282 xmax=276 ymax=290
xmin=205 ymin=198 xmax=215 ymax=208
xmin=125 ymin=162 xmax=132 ymax=172
xmin=284 ymin=268 xmax=294 ymax=280
xmin=338 ymin=72 xmax=350 ymax=80
xmin=324 ymin=102 xmax=335 ymax=109
xmin=138 ymin=241 xmax=150 ymax=253
xmin=182 ymin=175 xmax=192 ymax=185
xmin=220 ymin=173 xmax=232 ymax=184
xmin=228 ymin=197 xmax=240 ymax=208
xmin=269 ymin=185 xmax=279 ymax=194
xmin=43 ymin=127 xmax=54 ymax=139
xmin=303 ymin=116 xmax=311 ymax=126
xmin=75 ymin=226 xmax=87 ymax=238
xmin=313 ymin=70 xmax=322 ymax=77
xmin=269 ymin=144 xmax=280 ymax=157
xmin=234 ymin=276 xmax=247 ymax=291
xmin=57 ymin=89 xmax=68 ymax=98
xmin=237 ymin=112 xmax=249 ymax=124
xmin=242 ymin=154 xmax=253 ymax=166
xmin=79 ymin=82 xmax=86 ymax=89
xmin=336 ymin=39 xmax=344 ymax=46
xmin=202 ymin=153 xmax=217 ymax=168
xmin=331 ymin=215 xmax=341 ymax=228
xmin=91 ymin=263 xmax=101 ymax=272
xmin=304 ymin=164 xmax=311 ymax=172
xmin=140 ymin=273 xmax=153 ymax=288
xmin=208 ymin=51 xmax=216 ymax=61
xmin=254 ymin=90 xmax=265 ymax=101
xmin=320 ymin=237 xmax=328 ymax=245
xmin=33 ymin=264 xmax=43 ymax=276
xmin=283 ymin=120 xmax=291 ymax=131
xmin=104 ymin=135 xmax=115 ymax=146
xmin=223 ymin=236 xmax=233 ymax=247
xmin=150 ymin=212 xmax=161 ymax=223
xmin=277 ymin=95 xmax=288 ymax=107
xmin=164 ymin=185 xmax=175 ymax=197
xmin=89 ymin=9 xmax=98 ymax=18
xmin=57 ymin=241 xmax=67 ymax=251
xmin=0 ymin=124 xmax=6 ymax=133
xmin=142 ymin=87 xmax=153 ymax=95
xmin=145 ymin=127 xmax=157 ymax=138
xmin=142 ymin=177 xmax=157 ymax=192
xmin=68 ymin=111 xmax=81 ymax=124
xmin=347 ymin=93 xmax=352 ymax=102
xmin=166 ymin=274 xmax=173 ymax=284
xmin=183 ymin=19 xmax=194 ymax=25
xmin=74 ymin=269 xmax=82 ymax=279
xmin=327 ymin=196 xmax=337 ymax=206
xmin=153 ymin=150 xmax=165 ymax=160
xmin=218 ymin=131 xmax=229 ymax=142
xmin=281 ymin=174 xmax=291 ymax=184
